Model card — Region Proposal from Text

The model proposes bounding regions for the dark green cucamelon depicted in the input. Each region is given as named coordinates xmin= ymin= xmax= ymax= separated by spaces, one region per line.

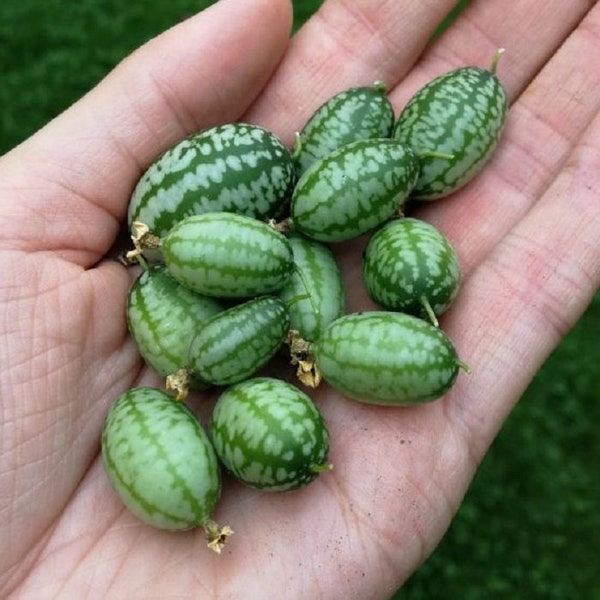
xmin=127 ymin=123 xmax=296 ymax=237
xmin=276 ymin=234 xmax=345 ymax=342
xmin=126 ymin=264 xmax=223 ymax=387
xmin=362 ymin=217 xmax=461 ymax=325
xmin=210 ymin=377 xmax=331 ymax=491
xmin=101 ymin=387 xmax=222 ymax=533
xmin=161 ymin=212 xmax=294 ymax=298
xmin=311 ymin=311 xmax=464 ymax=405
xmin=289 ymin=139 xmax=420 ymax=242
xmin=394 ymin=51 xmax=508 ymax=199
xmin=293 ymin=82 xmax=395 ymax=176
xmin=187 ymin=296 xmax=290 ymax=386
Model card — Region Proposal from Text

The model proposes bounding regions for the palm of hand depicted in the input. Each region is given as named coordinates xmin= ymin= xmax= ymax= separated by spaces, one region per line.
xmin=2 ymin=0 xmax=600 ymax=598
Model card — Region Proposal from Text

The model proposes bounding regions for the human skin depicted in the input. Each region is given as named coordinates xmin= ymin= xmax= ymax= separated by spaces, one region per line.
xmin=1 ymin=0 xmax=599 ymax=598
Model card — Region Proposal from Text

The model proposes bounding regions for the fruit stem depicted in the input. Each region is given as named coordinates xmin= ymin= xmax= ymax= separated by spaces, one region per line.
xmin=136 ymin=254 xmax=149 ymax=272
xmin=421 ymin=296 xmax=439 ymax=328
xmin=490 ymin=48 xmax=506 ymax=75
xmin=417 ymin=150 xmax=455 ymax=161
xmin=285 ymin=293 xmax=312 ymax=307
xmin=290 ymin=262 xmax=320 ymax=318
xmin=311 ymin=462 xmax=334 ymax=473
xmin=457 ymin=360 xmax=471 ymax=374
xmin=373 ymin=80 xmax=387 ymax=94
xmin=291 ymin=131 xmax=303 ymax=160
xmin=203 ymin=519 xmax=234 ymax=554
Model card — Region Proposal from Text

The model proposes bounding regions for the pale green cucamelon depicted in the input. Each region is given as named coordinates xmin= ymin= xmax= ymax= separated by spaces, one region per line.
xmin=187 ymin=296 xmax=290 ymax=386
xmin=290 ymin=139 xmax=419 ymax=242
xmin=126 ymin=264 xmax=223 ymax=387
xmin=311 ymin=311 xmax=464 ymax=405
xmin=276 ymin=234 xmax=345 ymax=342
xmin=101 ymin=387 xmax=222 ymax=533
xmin=210 ymin=377 xmax=331 ymax=491
xmin=161 ymin=212 xmax=294 ymax=298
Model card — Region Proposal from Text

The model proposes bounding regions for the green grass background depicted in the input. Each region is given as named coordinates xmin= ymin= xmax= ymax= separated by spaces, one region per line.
xmin=1 ymin=0 xmax=599 ymax=597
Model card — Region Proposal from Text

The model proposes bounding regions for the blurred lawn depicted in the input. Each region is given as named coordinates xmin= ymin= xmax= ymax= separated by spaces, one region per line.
xmin=1 ymin=0 xmax=598 ymax=598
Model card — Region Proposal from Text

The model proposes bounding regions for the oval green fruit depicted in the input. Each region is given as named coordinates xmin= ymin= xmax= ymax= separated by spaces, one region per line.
xmin=394 ymin=53 xmax=508 ymax=199
xmin=276 ymin=234 xmax=345 ymax=342
xmin=290 ymin=138 xmax=419 ymax=242
xmin=127 ymin=123 xmax=295 ymax=237
xmin=312 ymin=311 xmax=463 ymax=405
xmin=362 ymin=218 xmax=461 ymax=325
xmin=126 ymin=264 xmax=223 ymax=387
xmin=188 ymin=296 xmax=290 ymax=386
xmin=101 ymin=387 xmax=221 ymax=531
xmin=161 ymin=212 xmax=294 ymax=298
xmin=210 ymin=377 xmax=331 ymax=491
xmin=293 ymin=82 xmax=395 ymax=176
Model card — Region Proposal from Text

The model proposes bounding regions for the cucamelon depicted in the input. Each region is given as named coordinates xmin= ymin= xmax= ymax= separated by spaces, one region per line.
xmin=126 ymin=264 xmax=223 ymax=387
xmin=101 ymin=387 xmax=231 ymax=551
xmin=210 ymin=377 xmax=332 ymax=491
xmin=362 ymin=217 xmax=461 ymax=325
xmin=187 ymin=296 xmax=290 ymax=387
xmin=394 ymin=50 xmax=508 ymax=199
xmin=289 ymin=139 xmax=419 ymax=242
xmin=161 ymin=212 xmax=294 ymax=298
xmin=127 ymin=123 xmax=295 ymax=237
xmin=311 ymin=311 xmax=466 ymax=405
xmin=276 ymin=234 xmax=345 ymax=342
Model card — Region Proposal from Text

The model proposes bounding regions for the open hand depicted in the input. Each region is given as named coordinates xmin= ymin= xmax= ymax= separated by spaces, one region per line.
xmin=1 ymin=0 xmax=599 ymax=597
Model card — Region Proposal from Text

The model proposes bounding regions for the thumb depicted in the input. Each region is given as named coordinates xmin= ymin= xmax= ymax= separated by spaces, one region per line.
xmin=0 ymin=0 xmax=293 ymax=263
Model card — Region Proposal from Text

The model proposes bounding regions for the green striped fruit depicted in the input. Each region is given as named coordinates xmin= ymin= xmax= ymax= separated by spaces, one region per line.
xmin=293 ymin=82 xmax=395 ymax=176
xmin=126 ymin=264 xmax=223 ymax=387
xmin=394 ymin=51 xmax=508 ymax=199
xmin=161 ymin=212 xmax=294 ymax=298
xmin=276 ymin=234 xmax=345 ymax=342
xmin=101 ymin=387 xmax=221 ymax=532
xmin=290 ymin=139 xmax=419 ymax=242
xmin=210 ymin=377 xmax=331 ymax=491
xmin=127 ymin=123 xmax=295 ymax=237
xmin=312 ymin=311 xmax=464 ymax=405
xmin=188 ymin=296 xmax=290 ymax=386
xmin=362 ymin=218 xmax=461 ymax=325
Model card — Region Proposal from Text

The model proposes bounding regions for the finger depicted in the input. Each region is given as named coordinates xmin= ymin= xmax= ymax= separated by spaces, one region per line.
xmin=0 ymin=0 xmax=292 ymax=264
xmin=246 ymin=0 xmax=459 ymax=142
xmin=416 ymin=2 xmax=600 ymax=274
xmin=390 ymin=0 xmax=595 ymax=107
xmin=444 ymin=107 xmax=600 ymax=463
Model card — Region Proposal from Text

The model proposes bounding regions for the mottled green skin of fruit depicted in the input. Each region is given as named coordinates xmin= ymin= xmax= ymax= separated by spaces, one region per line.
xmin=102 ymin=387 xmax=221 ymax=530
xmin=276 ymin=234 xmax=345 ymax=341
xmin=290 ymin=139 xmax=419 ymax=242
xmin=293 ymin=83 xmax=395 ymax=176
xmin=127 ymin=123 xmax=296 ymax=237
xmin=161 ymin=212 xmax=294 ymax=298
xmin=362 ymin=218 xmax=461 ymax=320
xmin=126 ymin=265 xmax=223 ymax=388
xmin=211 ymin=377 xmax=330 ymax=491
xmin=188 ymin=296 xmax=290 ymax=386
xmin=313 ymin=311 xmax=460 ymax=405
xmin=394 ymin=66 xmax=507 ymax=199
